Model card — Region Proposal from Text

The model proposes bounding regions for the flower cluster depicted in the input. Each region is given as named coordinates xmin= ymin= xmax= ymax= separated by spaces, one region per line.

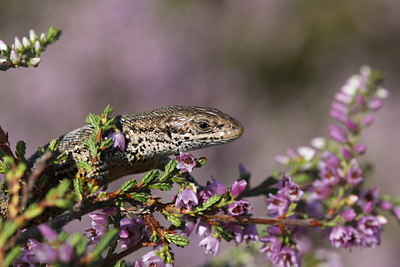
xmin=0 ymin=27 xmax=61 ymax=71
xmin=16 ymin=224 xmax=74 ymax=265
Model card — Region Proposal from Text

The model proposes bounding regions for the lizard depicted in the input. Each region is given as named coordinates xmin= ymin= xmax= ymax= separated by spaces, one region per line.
xmin=0 ymin=105 xmax=244 ymax=218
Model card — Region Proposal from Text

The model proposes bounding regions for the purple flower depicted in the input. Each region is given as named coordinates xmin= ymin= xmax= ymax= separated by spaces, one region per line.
xmin=231 ymin=179 xmax=247 ymax=197
xmin=199 ymin=235 xmax=220 ymax=256
xmin=260 ymin=235 xmax=281 ymax=258
xmin=319 ymin=166 xmax=340 ymax=186
xmin=199 ymin=178 xmax=227 ymax=201
xmin=359 ymin=232 xmax=381 ymax=249
xmin=340 ymin=146 xmax=352 ymax=160
xmin=35 ymin=243 xmax=59 ymax=264
xmin=308 ymin=179 xmax=331 ymax=201
xmin=227 ymin=199 xmax=252 ymax=216
xmin=182 ymin=216 xmax=197 ymax=236
xmin=197 ymin=220 xmax=212 ymax=237
xmin=361 ymin=113 xmax=374 ymax=127
xmin=224 ymin=223 xmax=243 ymax=245
xmin=329 ymin=226 xmax=361 ymax=248
xmin=88 ymin=213 xmax=109 ymax=225
xmin=38 ymin=224 xmax=58 ymax=242
xmin=141 ymin=249 xmax=172 ymax=267
xmin=278 ymin=176 xmax=304 ymax=202
xmin=108 ymin=132 xmax=126 ymax=151
xmin=380 ymin=200 xmax=393 ymax=210
xmin=175 ymin=152 xmax=196 ymax=173
xmin=342 ymin=209 xmax=356 ymax=222
xmin=328 ymin=125 xmax=348 ymax=144
xmin=321 ymin=151 xmax=340 ymax=168
xmin=354 ymin=143 xmax=367 ymax=155
xmin=357 ymin=216 xmax=382 ymax=236
xmin=242 ymin=224 xmax=259 ymax=244
xmin=84 ymin=224 xmax=108 ymax=245
xmin=119 ymin=217 xmax=144 ymax=249
xmin=265 ymin=194 xmax=291 ymax=217
xmin=358 ymin=188 xmax=379 ymax=214
xmin=175 ymin=187 xmax=198 ymax=210
xmin=345 ymin=159 xmax=363 ymax=185
xmin=270 ymin=246 xmax=301 ymax=267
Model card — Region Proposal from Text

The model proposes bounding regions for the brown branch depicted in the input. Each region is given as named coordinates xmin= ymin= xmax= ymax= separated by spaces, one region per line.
xmin=164 ymin=205 xmax=323 ymax=227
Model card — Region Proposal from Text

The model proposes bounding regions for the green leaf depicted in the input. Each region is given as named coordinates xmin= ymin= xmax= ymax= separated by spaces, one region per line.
xmin=85 ymin=113 xmax=101 ymax=131
xmin=170 ymin=177 xmax=186 ymax=183
xmin=213 ymin=224 xmax=233 ymax=241
xmin=55 ymin=179 xmax=71 ymax=196
xmin=100 ymin=138 xmax=114 ymax=150
xmin=73 ymin=178 xmax=84 ymax=200
xmin=54 ymin=153 xmax=68 ymax=164
xmin=3 ymin=245 xmax=21 ymax=267
xmin=164 ymin=233 xmax=189 ymax=247
xmin=159 ymin=160 xmax=179 ymax=182
xmin=83 ymin=137 xmax=98 ymax=158
xmin=48 ymin=138 xmax=59 ymax=151
xmin=148 ymin=183 xmax=172 ymax=191
xmin=90 ymin=228 xmax=118 ymax=260
xmin=23 ymin=203 xmax=44 ymax=219
xmin=103 ymin=105 xmax=114 ymax=117
xmin=128 ymin=192 xmax=147 ymax=203
xmin=15 ymin=140 xmax=26 ymax=161
xmin=76 ymin=160 xmax=92 ymax=172
xmin=113 ymin=260 xmax=127 ymax=267
xmin=194 ymin=194 xmax=221 ymax=213
xmin=140 ymin=170 xmax=160 ymax=186
xmin=120 ymin=179 xmax=137 ymax=193
xmin=162 ymin=211 xmax=183 ymax=227
xmin=0 ymin=221 xmax=18 ymax=246
xmin=54 ymin=199 xmax=73 ymax=209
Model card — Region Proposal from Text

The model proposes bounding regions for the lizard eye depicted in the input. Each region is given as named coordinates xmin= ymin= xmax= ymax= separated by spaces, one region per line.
xmin=197 ymin=121 xmax=211 ymax=130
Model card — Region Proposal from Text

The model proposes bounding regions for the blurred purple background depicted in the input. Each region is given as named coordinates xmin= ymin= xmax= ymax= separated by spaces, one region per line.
xmin=1 ymin=1 xmax=399 ymax=265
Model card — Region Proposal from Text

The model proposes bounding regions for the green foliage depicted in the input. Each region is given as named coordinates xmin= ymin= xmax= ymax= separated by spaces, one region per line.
xmin=3 ymin=246 xmax=21 ymax=267
xmin=213 ymin=224 xmax=233 ymax=241
xmin=120 ymin=178 xmax=138 ymax=193
xmin=15 ymin=141 xmax=26 ymax=162
xmin=194 ymin=194 xmax=222 ymax=214
xmin=164 ymin=233 xmax=190 ymax=247
xmin=0 ymin=221 xmax=18 ymax=247
xmin=76 ymin=160 xmax=93 ymax=172
xmin=140 ymin=170 xmax=160 ymax=186
xmin=162 ymin=210 xmax=184 ymax=227
xmin=90 ymin=228 xmax=118 ymax=260
xmin=48 ymin=138 xmax=59 ymax=151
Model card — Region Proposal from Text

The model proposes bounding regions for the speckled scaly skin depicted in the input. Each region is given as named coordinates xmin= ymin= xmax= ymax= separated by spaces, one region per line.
xmin=0 ymin=106 xmax=244 ymax=218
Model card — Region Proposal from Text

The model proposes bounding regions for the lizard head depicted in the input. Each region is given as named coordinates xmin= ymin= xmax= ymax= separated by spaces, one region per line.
xmin=164 ymin=106 xmax=244 ymax=151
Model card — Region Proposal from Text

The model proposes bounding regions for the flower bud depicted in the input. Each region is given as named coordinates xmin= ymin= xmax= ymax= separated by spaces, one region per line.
xmin=29 ymin=57 xmax=41 ymax=67
xmin=10 ymin=50 xmax=19 ymax=64
xmin=0 ymin=40 xmax=8 ymax=52
xmin=34 ymin=40 xmax=42 ymax=53
xmin=22 ymin=37 xmax=30 ymax=48
xmin=29 ymin=29 xmax=38 ymax=42
xmin=14 ymin=37 xmax=23 ymax=52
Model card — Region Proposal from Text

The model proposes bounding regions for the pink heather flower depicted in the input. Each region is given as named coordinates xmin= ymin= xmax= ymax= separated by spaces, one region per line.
xmin=361 ymin=113 xmax=374 ymax=127
xmin=380 ymin=200 xmax=393 ymax=210
xmin=344 ymin=119 xmax=358 ymax=132
xmin=277 ymin=176 xmax=304 ymax=202
xmin=357 ymin=216 xmax=382 ymax=236
xmin=328 ymin=125 xmax=348 ymax=144
xmin=175 ymin=187 xmax=198 ymax=210
xmin=35 ymin=243 xmax=59 ymax=264
xmin=354 ymin=143 xmax=367 ymax=155
xmin=335 ymin=92 xmax=352 ymax=104
xmin=38 ymin=224 xmax=58 ymax=242
xmin=197 ymin=220 xmax=212 ymax=237
xmin=321 ymin=151 xmax=340 ymax=168
xmin=199 ymin=235 xmax=220 ymax=256
xmin=345 ymin=159 xmax=363 ymax=185
xmin=199 ymin=178 xmax=227 ymax=201
xmin=369 ymin=98 xmax=383 ymax=111
xmin=243 ymin=224 xmax=259 ymax=244
xmin=319 ymin=166 xmax=340 ymax=186
xmin=182 ymin=216 xmax=197 ymax=236
xmin=108 ymin=132 xmax=125 ymax=151
xmin=359 ymin=232 xmax=380 ymax=249
xmin=84 ymin=224 xmax=108 ymax=245
xmin=329 ymin=226 xmax=361 ymax=249
xmin=260 ymin=235 xmax=281 ymax=258
xmin=356 ymin=94 xmax=367 ymax=106
xmin=231 ymin=179 xmax=247 ymax=197
xmin=340 ymin=146 xmax=352 ymax=160
xmin=309 ymin=179 xmax=331 ymax=201
xmin=142 ymin=249 xmax=173 ymax=267
xmin=270 ymin=246 xmax=300 ymax=267
xmin=224 ymin=223 xmax=243 ymax=245
xmin=342 ymin=209 xmax=356 ymax=222
xmin=101 ymin=207 xmax=118 ymax=216
xmin=227 ymin=199 xmax=252 ymax=216
xmin=265 ymin=194 xmax=291 ymax=217
xmin=175 ymin=152 xmax=196 ymax=173
xmin=119 ymin=217 xmax=144 ymax=249
xmin=89 ymin=213 xmax=109 ymax=225
xmin=358 ymin=188 xmax=379 ymax=214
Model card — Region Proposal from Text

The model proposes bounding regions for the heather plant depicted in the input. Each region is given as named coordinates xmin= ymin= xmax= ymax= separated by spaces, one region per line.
xmin=0 ymin=28 xmax=399 ymax=267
